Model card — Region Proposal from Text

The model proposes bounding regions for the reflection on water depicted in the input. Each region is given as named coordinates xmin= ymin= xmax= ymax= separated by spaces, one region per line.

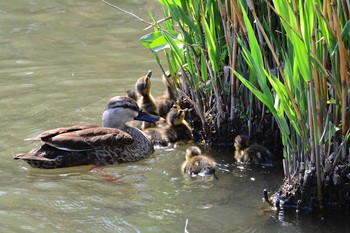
xmin=0 ymin=0 xmax=349 ymax=232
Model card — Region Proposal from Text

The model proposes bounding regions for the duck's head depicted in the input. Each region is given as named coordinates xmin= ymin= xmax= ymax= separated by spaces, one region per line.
xmin=136 ymin=70 xmax=152 ymax=96
xmin=185 ymin=146 xmax=202 ymax=161
xmin=234 ymin=135 xmax=250 ymax=150
xmin=166 ymin=106 xmax=186 ymax=126
xmin=102 ymin=96 xmax=159 ymax=129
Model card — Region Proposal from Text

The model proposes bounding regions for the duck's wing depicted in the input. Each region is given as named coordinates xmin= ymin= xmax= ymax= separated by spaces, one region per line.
xmin=44 ymin=127 xmax=134 ymax=151
xmin=27 ymin=125 xmax=134 ymax=151
xmin=25 ymin=124 xmax=100 ymax=141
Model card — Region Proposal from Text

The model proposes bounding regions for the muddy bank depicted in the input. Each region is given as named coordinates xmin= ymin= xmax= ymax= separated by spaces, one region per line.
xmin=270 ymin=163 xmax=350 ymax=211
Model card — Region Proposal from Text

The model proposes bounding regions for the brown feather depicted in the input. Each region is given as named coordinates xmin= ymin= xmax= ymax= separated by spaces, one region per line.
xmin=39 ymin=127 xmax=133 ymax=151
xmin=25 ymin=124 xmax=99 ymax=141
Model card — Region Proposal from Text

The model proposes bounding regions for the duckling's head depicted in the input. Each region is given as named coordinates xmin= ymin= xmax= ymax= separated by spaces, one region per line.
xmin=161 ymin=71 xmax=178 ymax=100
xmin=102 ymin=96 xmax=159 ymax=129
xmin=234 ymin=135 xmax=250 ymax=150
xmin=185 ymin=146 xmax=202 ymax=161
xmin=126 ymin=89 xmax=138 ymax=101
xmin=166 ymin=106 xmax=186 ymax=126
xmin=135 ymin=70 xmax=152 ymax=96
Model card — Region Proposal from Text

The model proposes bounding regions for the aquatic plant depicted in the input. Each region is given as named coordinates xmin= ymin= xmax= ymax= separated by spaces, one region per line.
xmin=234 ymin=0 xmax=349 ymax=210
xmin=138 ymin=0 xmax=350 ymax=211
xmin=140 ymin=0 xmax=243 ymax=144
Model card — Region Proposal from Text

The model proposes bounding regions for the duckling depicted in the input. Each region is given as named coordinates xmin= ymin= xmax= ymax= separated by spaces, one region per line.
xmin=14 ymin=96 xmax=159 ymax=169
xmin=136 ymin=70 xmax=158 ymax=116
xmin=156 ymin=71 xmax=177 ymax=118
xmin=181 ymin=146 xmax=216 ymax=176
xmin=234 ymin=135 xmax=273 ymax=166
xmin=126 ymin=89 xmax=138 ymax=101
xmin=134 ymin=70 xmax=159 ymax=129
xmin=144 ymin=106 xmax=193 ymax=146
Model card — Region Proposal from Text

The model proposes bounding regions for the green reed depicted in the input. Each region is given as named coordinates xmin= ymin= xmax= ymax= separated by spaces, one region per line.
xmin=140 ymin=0 xmax=349 ymax=206
xmin=141 ymin=0 xmax=232 ymax=139
xmin=234 ymin=0 xmax=349 ymax=206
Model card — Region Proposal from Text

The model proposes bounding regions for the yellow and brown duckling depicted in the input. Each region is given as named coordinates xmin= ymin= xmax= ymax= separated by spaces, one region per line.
xmin=234 ymin=135 xmax=273 ymax=166
xmin=135 ymin=70 xmax=159 ymax=116
xmin=181 ymin=146 xmax=216 ymax=177
xmin=14 ymin=96 xmax=159 ymax=169
xmin=156 ymin=71 xmax=178 ymax=118
xmin=133 ymin=70 xmax=160 ymax=129
xmin=144 ymin=106 xmax=193 ymax=147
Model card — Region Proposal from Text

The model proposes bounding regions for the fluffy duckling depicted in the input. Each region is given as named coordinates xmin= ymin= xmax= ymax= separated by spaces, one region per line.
xmin=156 ymin=71 xmax=178 ymax=118
xmin=144 ymin=106 xmax=193 ymax=146
xmin=234 ymin=135 xmax=273 ymax=166
xmin=126 ymin=89 xmax=138 ymax=101
xmin=181 ymin=146 xmax=216 ymax=176
xmin=133 ymin=70 xmax=159 ymax=129
xmin=135 ymin=70 xmax=159 ymax=116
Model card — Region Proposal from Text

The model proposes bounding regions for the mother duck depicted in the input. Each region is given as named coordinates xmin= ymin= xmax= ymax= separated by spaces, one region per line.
xmin=14 ymin=96 xmax=159 ymax=169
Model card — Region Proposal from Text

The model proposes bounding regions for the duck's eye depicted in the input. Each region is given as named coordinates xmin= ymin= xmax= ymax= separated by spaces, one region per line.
xmin=122 ymin=104 xmax=128 ymax=108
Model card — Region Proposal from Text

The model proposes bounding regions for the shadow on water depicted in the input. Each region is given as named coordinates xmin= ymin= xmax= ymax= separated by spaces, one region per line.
xmin=1 ymin=0 xmax=350 ymax=232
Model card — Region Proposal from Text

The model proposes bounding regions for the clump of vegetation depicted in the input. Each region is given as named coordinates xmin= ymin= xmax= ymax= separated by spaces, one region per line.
xmin=140 ymin=0 xmax=279 ymax=146
xmin=139 ymin=0 xmax=350 ymax=211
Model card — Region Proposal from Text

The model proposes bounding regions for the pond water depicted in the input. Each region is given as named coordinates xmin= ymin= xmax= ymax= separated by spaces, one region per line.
xmin=1 ymin=0 xmax=349 ymax=232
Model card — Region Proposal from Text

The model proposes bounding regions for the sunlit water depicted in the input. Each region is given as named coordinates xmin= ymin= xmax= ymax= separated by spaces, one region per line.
xmin=1 ymin=1 xmax=349 ymax=232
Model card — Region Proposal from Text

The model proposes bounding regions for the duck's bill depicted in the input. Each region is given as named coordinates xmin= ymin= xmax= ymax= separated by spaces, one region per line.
xmin=135 ymin=111 xmax=160 ymax=123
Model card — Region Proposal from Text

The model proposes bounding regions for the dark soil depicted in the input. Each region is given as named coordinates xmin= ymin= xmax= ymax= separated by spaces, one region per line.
xmin=270 ymin=162 xmax=350 ymax=211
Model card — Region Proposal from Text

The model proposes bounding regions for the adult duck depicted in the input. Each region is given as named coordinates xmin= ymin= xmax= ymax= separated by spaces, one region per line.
xmin=181 ymin=146 xmax=216 ymax=177
xmin=144 ymin=106 xmax=193 ymax=147
xmin=234 ymin=135 xmax=273 ymax=166
xmin=14 ymin=96 xmax=159 ymax=169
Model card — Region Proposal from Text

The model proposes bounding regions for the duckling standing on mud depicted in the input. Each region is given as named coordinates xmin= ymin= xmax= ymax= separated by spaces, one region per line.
xmin=234 ymin=135 xmax=273 ymax=166
xmin=181 ymin=146 xmax=216 ymax=177
xmin=144 ymin=106 xmax=193 ymax=147
xmin=156 ymin=71 xmax=178 ymax=119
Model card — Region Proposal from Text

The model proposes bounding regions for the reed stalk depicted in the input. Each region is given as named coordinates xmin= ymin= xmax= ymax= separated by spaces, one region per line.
xmin=137 ymin=0 xmax=349 ymax=208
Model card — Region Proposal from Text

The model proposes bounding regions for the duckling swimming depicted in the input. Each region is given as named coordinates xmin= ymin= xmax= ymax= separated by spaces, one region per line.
xmin=144 ymin=106 xmax=193 ymax=146
xmin=156 ymin=71 xmax=178 ymax=118
xmin=14 ymin=96 xmax=159 ymax=169
xmin=234 ymin=135 xmax=273 ymax=166
xmin=181 ymin=146 xmax=216 ymax=177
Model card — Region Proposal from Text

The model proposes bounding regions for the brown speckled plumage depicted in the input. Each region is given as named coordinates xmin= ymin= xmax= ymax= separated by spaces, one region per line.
xmin=14 ymin=96 xmax=159 ymax=169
